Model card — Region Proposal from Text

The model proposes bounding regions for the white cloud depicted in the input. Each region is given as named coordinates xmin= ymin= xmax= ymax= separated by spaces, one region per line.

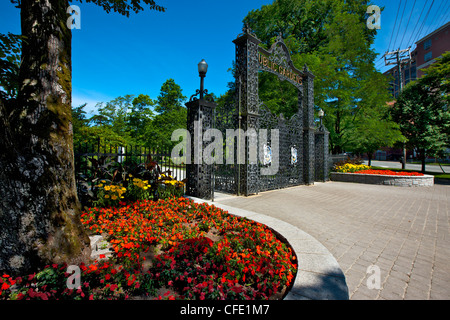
xmin=72 ymin=89 xmax=113 ymax=115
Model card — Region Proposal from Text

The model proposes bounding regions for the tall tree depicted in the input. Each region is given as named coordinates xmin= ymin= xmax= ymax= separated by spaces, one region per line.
xmin=90 ymin=95 xmax=134 ymax=140
xmin=0 ymin=0 xmax=164 ymax=274
xmin=155 ymin=78 xmax=186 ymax=114
xmin=391 ymin=52 xmax=450 ymax=173
xmin=145 ymin=79 xmax=186 ymax=149
xmin=244 ymin=0 xmax=393 ymax=154
xmin=348 ymin=106 xmax=404 ymax=166
xmin=128 ymin=94 xmax=155 ymax=143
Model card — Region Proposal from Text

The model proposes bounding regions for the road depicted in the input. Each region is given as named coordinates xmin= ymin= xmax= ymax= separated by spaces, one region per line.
xmin=364 ymin=160 xmax=448 ymax=174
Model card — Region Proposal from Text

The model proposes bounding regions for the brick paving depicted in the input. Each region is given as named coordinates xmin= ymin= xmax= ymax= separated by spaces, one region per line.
xmin=214 ymin=181 xmax=450 ymax=300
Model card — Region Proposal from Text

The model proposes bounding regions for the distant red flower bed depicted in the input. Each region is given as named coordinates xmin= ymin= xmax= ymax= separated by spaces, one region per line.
xmin=354 ymin=169 xmax=424 ymax=176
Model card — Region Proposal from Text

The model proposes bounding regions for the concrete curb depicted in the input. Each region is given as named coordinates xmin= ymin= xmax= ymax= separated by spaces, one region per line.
xmin=187 ymin=196 xmax=349 ymax=300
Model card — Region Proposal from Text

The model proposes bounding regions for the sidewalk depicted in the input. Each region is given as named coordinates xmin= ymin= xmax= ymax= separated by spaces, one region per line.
xmin=212 ymin=181 xmax=450 ymax=300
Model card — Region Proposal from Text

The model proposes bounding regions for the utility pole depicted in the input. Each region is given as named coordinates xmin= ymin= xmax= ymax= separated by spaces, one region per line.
xmin=383 ymin=47 xmax=411 ymax=169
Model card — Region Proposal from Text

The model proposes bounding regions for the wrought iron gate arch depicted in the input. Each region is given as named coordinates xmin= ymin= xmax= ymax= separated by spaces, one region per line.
xmin=186 ymin=28 xmax=329 ymax=200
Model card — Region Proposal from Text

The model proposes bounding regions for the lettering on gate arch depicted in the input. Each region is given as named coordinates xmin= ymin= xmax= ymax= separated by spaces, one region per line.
xmin=257 ymin=34 xmax=304 ymax=89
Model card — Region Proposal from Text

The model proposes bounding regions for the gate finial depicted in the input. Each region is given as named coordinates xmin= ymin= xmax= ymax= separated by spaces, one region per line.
xmin=276 ymin=32 xmax=283 ymax=42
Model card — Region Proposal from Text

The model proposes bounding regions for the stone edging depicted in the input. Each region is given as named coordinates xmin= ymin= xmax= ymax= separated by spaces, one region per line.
xmin=187 ymin=196 xmax=349 ymax=300
xmin=330 ymin=172 xmax=434 ymax=187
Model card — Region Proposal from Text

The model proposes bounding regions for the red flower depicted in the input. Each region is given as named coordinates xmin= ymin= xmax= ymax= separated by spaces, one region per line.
xmin=354 ymin=169 xmax=423 ymax=176
xmin=1 ymin=282 xmax=10 ymax=291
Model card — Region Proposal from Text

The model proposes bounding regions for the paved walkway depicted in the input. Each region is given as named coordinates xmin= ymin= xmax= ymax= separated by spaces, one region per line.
xmin=212 ymin=181 xmax=450 ymax=300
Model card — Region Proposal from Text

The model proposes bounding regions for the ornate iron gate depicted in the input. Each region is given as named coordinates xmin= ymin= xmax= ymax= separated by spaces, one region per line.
xmin=213 ymin=93 xmax=238 ymax=195
xmin=185 ymin=28 xmax=329 ymax=200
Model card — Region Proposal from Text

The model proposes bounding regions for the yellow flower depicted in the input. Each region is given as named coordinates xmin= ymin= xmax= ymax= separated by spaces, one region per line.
xmin=104 ymin=186 xmax=111 ymax=191
xmin=111 ymin=195 xmax=118 ymax=200
xmin=97 ymin=184 xmax=103 ymax=188
xmin=104 ymin=195 xmax=110 ymax=199
xmin=101 ymin=180 xmax=106 ymax=183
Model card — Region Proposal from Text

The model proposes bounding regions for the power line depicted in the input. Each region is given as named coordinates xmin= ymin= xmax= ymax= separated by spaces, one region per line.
xmin=435 ymin=2 xmax=450 ymax=29
xmin=406 ymin=0 xmax=429 ymax=47
xmin=399 ymin=0 xmax=417 ymax=49
xmin=424 ymin=0 xmax=446 ymax=35
xmin=393 ymin=0 xmax=409 ymax=49
xmin=388 ymin=0 xmax=403 ymax=51
xmin=412 ymin=0 xmax=435 ymax=45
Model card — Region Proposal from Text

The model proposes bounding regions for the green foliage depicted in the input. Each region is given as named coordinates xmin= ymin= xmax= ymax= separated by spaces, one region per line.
xmin=155 ymin=78 xmax=186 ymax=114
xmin=243 ymin=0 xmax=391 ymax=154
xmin=77 ymin=0 xmax=165 ymax=16
xmin=90 ymin=95 xmax=135 ymax=140
xmin=391 ymin=53 xmax=450 ymax=172
xmin=75 ymin=79 xmax=188 ymax=151
xmin=129 ymin=94 xmax=155 ymax=143
xmin=0 ymin=33 xmax=22 ymax=100
xmin=144 ymin=79 xmax=187 ymax=149
xmin=258 ymin=72 xmax=298 ymax=119
xmin=75 ymin=154 xmax=163 ymax=208
xmin=74 ymin=125 xmax=131 ymax=151
xmin=347 ymin=106 xmax=404 ymax=162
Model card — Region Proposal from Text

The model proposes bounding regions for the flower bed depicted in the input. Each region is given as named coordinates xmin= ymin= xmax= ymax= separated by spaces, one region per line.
xmin=330 ymin=171 xmax=434 ymax=187
xmin=353 ymin=169 xmax=424 ymax=176
xmin=1 ymin=198 xmax=297 ymax=300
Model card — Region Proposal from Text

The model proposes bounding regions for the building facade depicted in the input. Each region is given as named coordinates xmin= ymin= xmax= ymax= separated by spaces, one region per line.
xmin=415 ymin=21 xmax=450 ymax=78
xmin=383 ymin=21 xmax=450 ymax=98
xmin=378 ymin=22 xmax=449 ymax=162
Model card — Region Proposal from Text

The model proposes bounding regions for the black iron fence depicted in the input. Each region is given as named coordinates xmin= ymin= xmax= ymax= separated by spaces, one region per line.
xmin=74 ymin=139 xmax=186 ymax=182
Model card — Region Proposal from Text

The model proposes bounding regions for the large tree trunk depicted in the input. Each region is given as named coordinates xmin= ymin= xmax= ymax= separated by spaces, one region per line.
xmin=0 ymin=0 xmax=90 ymax=275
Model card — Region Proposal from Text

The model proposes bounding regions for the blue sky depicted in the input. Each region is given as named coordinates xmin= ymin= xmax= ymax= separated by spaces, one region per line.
xmin=1 ymin=0 xmax=449 ymax=114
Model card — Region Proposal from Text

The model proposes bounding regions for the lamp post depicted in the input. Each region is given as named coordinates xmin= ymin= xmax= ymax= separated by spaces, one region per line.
xmin=186 ymin=59 xmax=216 ymax=201
xmin=318 ymin=109 xmax=324 ymax=127
xmin=198 ymin=59 xmax=208 ymax=99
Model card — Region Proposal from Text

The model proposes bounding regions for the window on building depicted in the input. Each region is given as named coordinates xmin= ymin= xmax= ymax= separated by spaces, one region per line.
xmin=424 ymin=51 xmax=432 ymax=62
xmin=411 ymin=66 xmax=417 ymax=81
xmin=424 ymin=39 xmax=432 ymax=50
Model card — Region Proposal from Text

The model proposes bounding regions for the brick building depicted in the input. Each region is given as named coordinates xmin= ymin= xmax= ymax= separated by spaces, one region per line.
xmin=415 ymin=21 xmax=450 ymax=78
xmin=383 ymin=21 xmax=450 ymax=98
xmin=378 ymin=22 xmax=450 ymax=161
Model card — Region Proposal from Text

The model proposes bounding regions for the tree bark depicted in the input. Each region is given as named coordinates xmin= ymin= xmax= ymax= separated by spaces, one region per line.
xmin=420 ymin=149 xmax=426 ymax=173
xmin=0 ymin=0 xmax=90 ymax=275
xmin=367 ymin=152 xmax=372 ymax=167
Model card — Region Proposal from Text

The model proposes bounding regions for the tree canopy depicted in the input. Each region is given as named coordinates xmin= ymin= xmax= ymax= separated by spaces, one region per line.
xmin=72 ymin=78 xmax=187 ymax=152
xmin=242 ymin=0 xmax=400 ymax=155
xmin=391 ymin=52 xmax=450 ymax=172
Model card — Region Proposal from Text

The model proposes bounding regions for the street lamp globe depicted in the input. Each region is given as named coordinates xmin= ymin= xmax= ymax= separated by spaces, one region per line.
xmin=318 ymin=109 xmax=324 ymax=118
xmin=198 ymin=59 xmax=208 ymax=76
